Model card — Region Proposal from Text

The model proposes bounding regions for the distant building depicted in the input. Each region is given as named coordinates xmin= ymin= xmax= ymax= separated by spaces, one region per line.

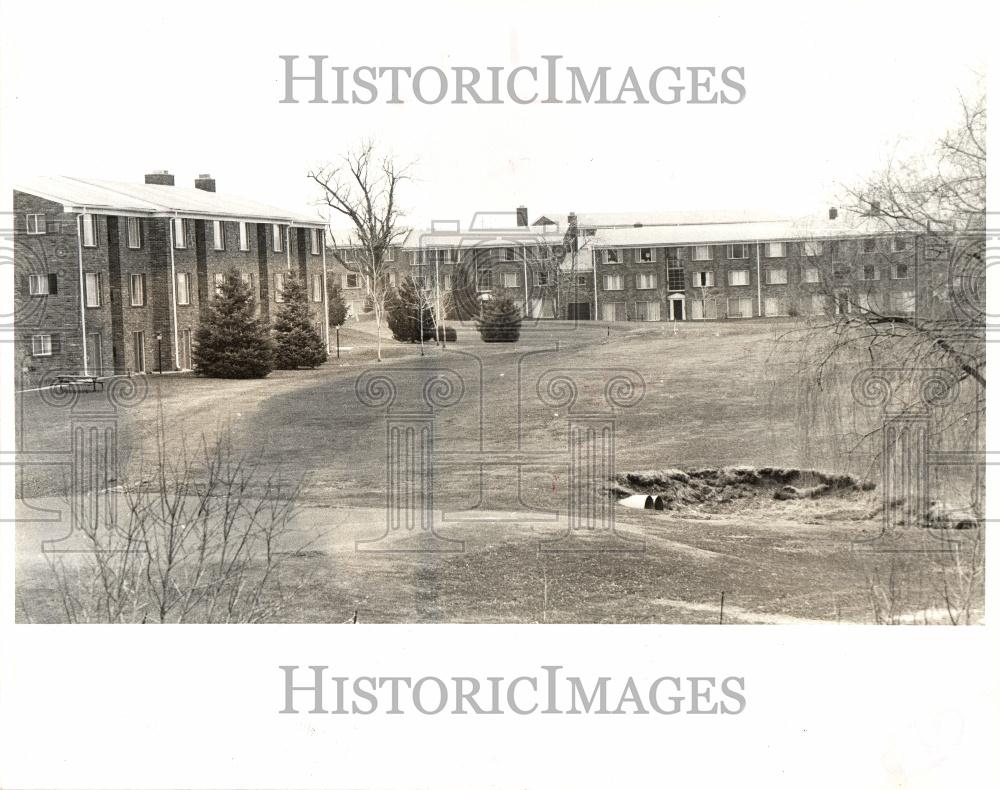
xmin=14 ymin=172 xmax=327 ymax=383
xmin=331 ymin=206 xmax=929 ymax=323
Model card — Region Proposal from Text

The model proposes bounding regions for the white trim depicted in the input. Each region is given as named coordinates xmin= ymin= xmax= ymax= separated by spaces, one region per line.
xmin=76 ymin=213 xmax=89 ymax=375
xmin=322 ymin=243 xmax=330 ymax=351
xmin=168 ymin=216 xmax=180 ymax=370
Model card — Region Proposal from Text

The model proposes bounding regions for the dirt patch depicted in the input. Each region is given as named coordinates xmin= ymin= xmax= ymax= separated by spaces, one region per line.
xmin=611 ymin=465 xmax=877 ymax=518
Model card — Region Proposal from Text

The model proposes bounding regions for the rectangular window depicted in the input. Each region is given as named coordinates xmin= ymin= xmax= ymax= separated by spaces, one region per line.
xmin=388 ymin=272 xmax=398 ymax=287
xmin=605 ymin=249 xmax=621 ymax=264
xmin=862 ymin=238 xmax=877 ymax=253
xmin=727 ymin=296 xmax=753 ymax=318
xmin=535 ymin=271 xmax=550 ymax=286
xmin=82 ymin=214 xmax=97 ymax=247
xmin=28 ymin=273 xmax=53 ymax=295
xmin=830 ymin=241 xmax=844 ymax=260
xmin=764 ymin=296 xmax=787 ymax=316
xmin=214 ymin=272 xmax=225 ymax=295
xmin=893 ymin=263 xmax=909 ymax=279
xmin=443 ymin=274 xmax=453 ymax=290
xmin=603 ymin=274 xmax=624 ymax=291
xmin=576 ymin=274 xmax=589 ymax=287
xmin=176 ymin=272 xmax=191 ymax=305
xmin=84 ymin=272 xmax=101 ymax=307
xmin=862 ymin=264 xmax=880 ymax=281
xmin=31 ymin=334 xmax=52 ymax=356
xmin=803 ymin=267 xmax=820 ymax=283
xmin=345 ymin=273 xmax=359 ymax=289
xmin=172 ymin=217 xmax=185 ymax=249
xmin=634 ymin=301 xmax=660 ymax=321
xmin=127 ymin=217 xmax=142 ymax=249
xmin=693 ymin=271 xmax=714 ymax=287
xmin=728 ymin=244 xmax=749 ymax=260
xmin=692 ymin=245 xmax=712 ymax=261
xmin=667 ymin=264 xmax=685 ymax=291
xmin=241 ymin=271 xmax=255 ymax=297
xmin=26 ymin=214 xmax=45 ymax=234
xmin=132 ymin=331 xmax=145 ymax=373
xmin=129 ymin=273 xmax=146 ymax=306
xmin=238 ymin=222 xmax=250 ymax=251
xmin=479 ymin=270 xmax=494 ymax=288
xmin=691 ymin=299 xmax=718 ymax=320
xmin=504 ymin=247 xmax=516 ymax=262
xmin=802 ymin=240 xmax=823 ymax=257
xmin=892 ymin=237 xmax=909 ymax=253
xmin=637 ymin=247 xmax=654 ymax=263
xmin=765 ymin=242 xmax=785 ymax=258
xmin=729 ymin=270 xmax=749 ymax=286
xmin=809 ymin=294 xmax=827 ymax=315
xmin=274 ymin=272 xmax=285 ymax=302
xmin=273 ymin=224 xmax=283 ymax=253
xmin=503 ymin=272 xmax=519 ymax=288
xmin=312 ymin=274 xmax=323 ymax=302
xmin=384 ymin=246 xmax=395 ymax=262
xmin=636 ymin=272 xmax=657 ymax=289
xmin=212 ymin=220 xmax=225 ymax=251
xmin=765 ymin=268 xmax=788 ymax=285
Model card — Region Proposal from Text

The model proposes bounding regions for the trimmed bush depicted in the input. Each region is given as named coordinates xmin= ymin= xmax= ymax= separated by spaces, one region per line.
xmin=436 ymin=326 xmax=458 ymax=342
xmin=477 ymin=297 xmax=521 ymax=343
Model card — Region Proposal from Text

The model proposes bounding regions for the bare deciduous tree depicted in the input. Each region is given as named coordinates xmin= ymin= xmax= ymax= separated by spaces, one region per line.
xmin=783 ymin=90 xmax=985 ymax=498
xmin=44 ymin=422 xmax=315 ymax=623
xmin=309 ymin=141 xmax=411 ymax=361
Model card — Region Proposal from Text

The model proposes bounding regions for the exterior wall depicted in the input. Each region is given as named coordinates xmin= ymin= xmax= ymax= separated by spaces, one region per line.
xmin=14 ymin=191 xmax=116 ymax=382
xmin=15 ymin=189 xmax=328 ymax=384
xmin=326 ymin=245 xmax=409 ymax=320
xmin=592 ymin=237 xmax=922 ymax=322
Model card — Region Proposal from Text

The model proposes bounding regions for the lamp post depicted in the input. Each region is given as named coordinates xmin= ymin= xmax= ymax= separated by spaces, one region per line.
xmin=156 ymin=332 xmax=163 ymax=374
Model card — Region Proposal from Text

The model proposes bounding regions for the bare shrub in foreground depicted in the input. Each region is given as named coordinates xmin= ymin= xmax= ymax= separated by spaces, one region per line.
xmin=46 ymin=426 xmax=311 ymax=623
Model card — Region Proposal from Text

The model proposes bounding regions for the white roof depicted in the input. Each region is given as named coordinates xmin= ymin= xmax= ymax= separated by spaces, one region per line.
xmin=15 ymin=175 xmax=325 ymax=226
xmin=589 ymin=215 xmax=893 ymax=247
xmin=534 ymin=209 xmax=791 ymax=230
xmin=402 ymin=225 xmax=563 ymax=251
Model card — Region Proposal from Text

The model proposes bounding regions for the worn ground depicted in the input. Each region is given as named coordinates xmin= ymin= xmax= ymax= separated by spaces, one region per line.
xmin=13 ymin=317 xmax=982 ymax=623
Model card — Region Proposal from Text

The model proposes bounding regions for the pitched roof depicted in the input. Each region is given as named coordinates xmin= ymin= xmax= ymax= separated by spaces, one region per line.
xmin=589 ymin=215 xmax=894 ymax=247
xmin=533 ymin=209 xmax=790 ymax=230
xmin=15 ymin=175 xmax=325 ymax=226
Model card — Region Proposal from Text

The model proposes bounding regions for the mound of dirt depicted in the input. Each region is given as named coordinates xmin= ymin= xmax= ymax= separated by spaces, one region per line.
xmin=611 ymin=465 xmax=875 ymax=516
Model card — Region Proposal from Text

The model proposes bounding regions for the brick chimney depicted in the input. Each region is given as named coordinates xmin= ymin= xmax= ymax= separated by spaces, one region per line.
xmin=516 ymin=206 xmax=528 ymax=227
xmin=828 ymin=207 xmax=838 ymax=220
xmin=144 ymin=170 xmax=175 ymax=186
xmin=195 ymin=174 xmax=216 ymax=192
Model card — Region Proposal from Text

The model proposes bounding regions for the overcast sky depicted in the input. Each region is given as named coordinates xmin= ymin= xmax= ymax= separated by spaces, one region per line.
xmin=0 ymin=0 xmax=986 ymax=230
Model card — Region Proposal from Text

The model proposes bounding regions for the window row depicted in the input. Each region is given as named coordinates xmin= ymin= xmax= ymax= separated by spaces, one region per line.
xmin=600 ymin=237 xmax=911 ymax=265
xmin=44 ymin=214 xmax=321 ymax=255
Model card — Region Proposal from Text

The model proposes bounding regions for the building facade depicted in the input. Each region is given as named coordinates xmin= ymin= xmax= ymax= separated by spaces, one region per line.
xmin=339 ymin=208 xmax=931 ymax=325
xmin=14 ymin=172 xmax=328 ymax=384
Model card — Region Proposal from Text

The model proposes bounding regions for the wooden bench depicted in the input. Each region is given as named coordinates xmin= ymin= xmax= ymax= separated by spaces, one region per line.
xmin=52 ymin=375 xmax=103 ymax=393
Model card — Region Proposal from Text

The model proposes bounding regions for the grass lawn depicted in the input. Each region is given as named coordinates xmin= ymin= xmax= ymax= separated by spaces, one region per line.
xmin=14 ymin=318 xmax=982 ymax=623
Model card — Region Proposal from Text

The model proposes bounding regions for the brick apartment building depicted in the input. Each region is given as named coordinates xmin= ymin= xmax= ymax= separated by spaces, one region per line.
xmin=14 ymin=172 xmax=328 ymax=384
xmin=332 ymin=207 xmax=931 ymax=325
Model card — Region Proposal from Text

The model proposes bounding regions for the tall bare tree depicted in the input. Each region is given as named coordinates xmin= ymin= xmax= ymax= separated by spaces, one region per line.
xmin=783 ymin=90 xmax=985 ymax=497
xmin=309 ymin=141 xmax=411 ymax=361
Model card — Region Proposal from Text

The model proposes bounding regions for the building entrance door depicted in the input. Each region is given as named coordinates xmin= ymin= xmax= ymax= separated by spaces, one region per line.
xmin=567 ymin=302 xmax=591 ymax=320
xmin=671 ymin=299 xmax=685 ymax=321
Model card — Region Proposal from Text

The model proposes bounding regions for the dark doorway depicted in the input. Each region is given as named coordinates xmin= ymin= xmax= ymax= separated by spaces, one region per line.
xmin=567 ymin=302 xmax=591 ymax=320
